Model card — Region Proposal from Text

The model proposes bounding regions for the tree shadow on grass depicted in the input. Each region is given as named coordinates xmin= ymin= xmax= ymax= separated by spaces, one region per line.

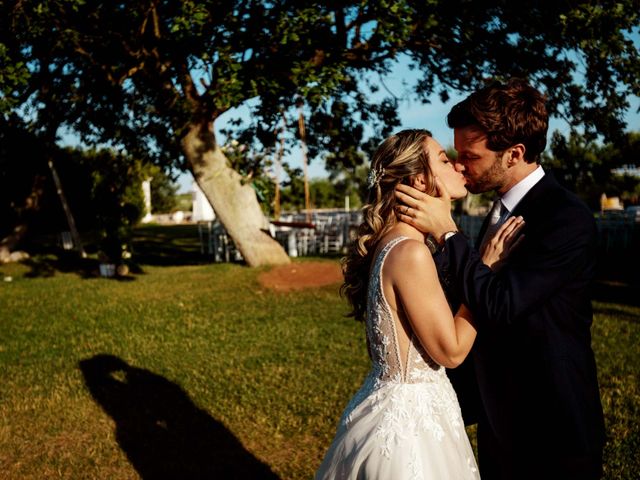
xmin=132 ymin=224 xmax=213 ymax=267
xmin=18 ymin=225 xmax=212 ymax=279
xmin=79 ymin=354 xmax=279 ymax=479
xmin=21 ymin=253 xmax=138 ymax=281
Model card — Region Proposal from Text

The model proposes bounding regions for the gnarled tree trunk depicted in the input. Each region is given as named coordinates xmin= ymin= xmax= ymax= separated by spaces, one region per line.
xmin=181 ymin=121 xmax=290 ymax=267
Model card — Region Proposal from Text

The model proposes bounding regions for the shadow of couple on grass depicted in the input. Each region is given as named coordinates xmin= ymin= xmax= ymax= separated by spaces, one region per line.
xmin=79 ymin=354 xmax=279 ymax=479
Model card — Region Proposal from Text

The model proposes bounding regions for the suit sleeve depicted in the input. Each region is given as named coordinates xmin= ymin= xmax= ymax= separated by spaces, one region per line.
xmin=435 ymin=206 xmax=596 ymax=329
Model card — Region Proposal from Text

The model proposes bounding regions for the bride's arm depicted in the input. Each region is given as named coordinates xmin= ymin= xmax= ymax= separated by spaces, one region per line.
xmin=390 ymin=219 xmax=524 ymax=368
xmin=388 ymin=240 xmax=476 ymax=369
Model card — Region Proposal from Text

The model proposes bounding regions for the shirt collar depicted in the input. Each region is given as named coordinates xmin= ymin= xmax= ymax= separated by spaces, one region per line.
xmin=500 ymin=165 xmax=545 ymax=213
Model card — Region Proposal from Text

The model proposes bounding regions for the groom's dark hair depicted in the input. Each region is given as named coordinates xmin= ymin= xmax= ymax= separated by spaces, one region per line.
xmin=447 ymin=78 xmax=549 ymax=164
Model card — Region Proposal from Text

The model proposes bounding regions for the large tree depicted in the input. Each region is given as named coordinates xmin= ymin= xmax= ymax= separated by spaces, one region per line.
xmin=1 ymin=1 xmax=639 ymax=266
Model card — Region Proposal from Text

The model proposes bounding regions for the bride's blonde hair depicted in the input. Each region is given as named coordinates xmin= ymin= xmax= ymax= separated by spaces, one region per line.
xmin=341 ymin=129 xmax=436 ymax=321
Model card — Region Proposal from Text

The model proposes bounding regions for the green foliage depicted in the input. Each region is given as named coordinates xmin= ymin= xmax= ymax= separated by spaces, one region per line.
xmin=276 ymin=162 xmax=368 ymax=213
xmin=543 ymin=131 xmax=640 ymax=209
xmin=0 ymin=117 xmax=48 ymax=237
xmin=0 ymin=1 xmax=639 ymax=260
xmin=0 ymin=44 xmax=29 ymax=113
xmin=279 ymin=176 xmax=361 ymax=212
xmin=144 ymin=165 xmax=179 ymax=214
xmin=82 ymin=150 xmax=145 ymax=262
xmin=30 ymin=147 xmax=147 ymax=261
xmin=0 ymin=113 xmax=175 ymax=258
xmin=175 ymin=193 xmax=193 ymax=212
xmin=336 ymin=0 xmax=640 ymax=167
xmin=309 ymin=178 xmax=353 ymax=210
xmin=1 ymin=0 xmax=638 ymax=181
xmin=616 ymin=175 xmax=640 ymax=207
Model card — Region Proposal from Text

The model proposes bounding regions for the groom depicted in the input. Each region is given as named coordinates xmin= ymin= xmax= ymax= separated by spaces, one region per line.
xmin=395 ymin=79 xmax=605 ymax=479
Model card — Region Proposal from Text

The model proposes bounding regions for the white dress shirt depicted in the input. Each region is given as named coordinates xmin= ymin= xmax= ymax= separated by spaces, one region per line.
xmin=479 ymin=166 xmax=545 ymax=248
xmin=500 ymin=165 xmax=546 ymax=215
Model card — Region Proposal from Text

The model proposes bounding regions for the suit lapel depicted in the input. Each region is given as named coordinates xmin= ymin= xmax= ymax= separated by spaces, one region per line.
xmin=510 ymin=172 xmax=557 ymax=218
xmin=474 ymin=172 xmax=557 ymax=248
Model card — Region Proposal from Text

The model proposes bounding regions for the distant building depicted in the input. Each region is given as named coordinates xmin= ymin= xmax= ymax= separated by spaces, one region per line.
xmin=192 ymin=182 xmax=216 ymax=222
xmin=600 ymin=193 xmax=624 ymax=211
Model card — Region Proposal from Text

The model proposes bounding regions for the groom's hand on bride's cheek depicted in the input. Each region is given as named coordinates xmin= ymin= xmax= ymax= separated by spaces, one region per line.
xmin=395 ymin=180 xmax=457 ymax=238
xmin=394 ymin=184 xmax=428 ymax=231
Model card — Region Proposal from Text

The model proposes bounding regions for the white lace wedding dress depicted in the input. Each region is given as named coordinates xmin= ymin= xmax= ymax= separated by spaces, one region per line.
xmin=316 ymin=237 xmax=480 ymax=479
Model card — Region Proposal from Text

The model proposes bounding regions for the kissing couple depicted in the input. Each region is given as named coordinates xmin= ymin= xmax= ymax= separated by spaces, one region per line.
xmin=316 ymin=79 xmax=605 ymax=480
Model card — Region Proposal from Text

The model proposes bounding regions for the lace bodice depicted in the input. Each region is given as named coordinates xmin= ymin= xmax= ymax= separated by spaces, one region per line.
xmin=365 ymin=236 xmax=444 ymax=384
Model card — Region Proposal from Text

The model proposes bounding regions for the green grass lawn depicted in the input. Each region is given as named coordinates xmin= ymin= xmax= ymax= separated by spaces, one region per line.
xmin=0 ymin=230 xmax=638 ymax=479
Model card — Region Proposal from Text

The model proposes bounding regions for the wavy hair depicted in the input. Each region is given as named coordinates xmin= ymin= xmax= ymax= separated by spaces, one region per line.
xmin=341 ymin=129 xmax=435 ymax=322
xmin=447 ymin=78 xmax=548 ymax=163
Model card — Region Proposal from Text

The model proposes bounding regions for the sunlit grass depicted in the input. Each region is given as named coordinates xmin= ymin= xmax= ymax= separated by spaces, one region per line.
xmin=0 ymin=255 xmax=637 ymax=479
xmin=0 ymin=259 xmax=366 ymax=479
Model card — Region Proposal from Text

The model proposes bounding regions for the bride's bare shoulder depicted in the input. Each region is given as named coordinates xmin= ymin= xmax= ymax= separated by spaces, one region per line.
xmin=385 ymin=237 xmax=436 ymax=273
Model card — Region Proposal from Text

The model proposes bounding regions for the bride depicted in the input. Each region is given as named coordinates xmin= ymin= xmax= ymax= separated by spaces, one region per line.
xmin=315 ymin=129 xmax=523 ymax=479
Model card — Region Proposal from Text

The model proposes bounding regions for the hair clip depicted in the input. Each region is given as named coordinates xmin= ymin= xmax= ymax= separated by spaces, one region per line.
xmin=367 ymin=167 xmax=385 ymax=188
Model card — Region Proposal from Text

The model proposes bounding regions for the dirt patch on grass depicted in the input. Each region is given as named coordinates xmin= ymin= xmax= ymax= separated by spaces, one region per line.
xmin=258 ymin=262 xmax=342 ymax=292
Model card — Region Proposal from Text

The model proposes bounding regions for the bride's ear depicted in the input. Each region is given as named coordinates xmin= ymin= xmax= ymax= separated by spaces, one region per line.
xmin=413 ymin=173 xmax=439 ymax=196
xmin=412 ymin=174 xmax=428 ymax=192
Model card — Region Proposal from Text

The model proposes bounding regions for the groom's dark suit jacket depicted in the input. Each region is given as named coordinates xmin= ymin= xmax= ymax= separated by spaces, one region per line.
xmin=437 ymin=173 xmax=605 ymax=476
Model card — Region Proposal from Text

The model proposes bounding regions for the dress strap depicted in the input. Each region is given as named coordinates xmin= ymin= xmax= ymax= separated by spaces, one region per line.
xmin=375 ymin=236 xmax=410 ymax=264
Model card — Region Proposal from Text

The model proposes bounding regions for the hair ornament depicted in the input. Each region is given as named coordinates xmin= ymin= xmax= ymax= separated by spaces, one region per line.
xmin=367 ymin=167 xmax=385 ymax=188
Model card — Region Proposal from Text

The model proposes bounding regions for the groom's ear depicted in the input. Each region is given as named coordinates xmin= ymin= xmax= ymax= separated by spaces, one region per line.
xmin=507 ymin=144 xmax=526 ymax=166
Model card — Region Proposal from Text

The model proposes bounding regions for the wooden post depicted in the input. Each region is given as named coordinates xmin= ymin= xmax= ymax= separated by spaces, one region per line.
xmin=274 ymin=110 xmax=287 ymax=221
xmin=297 ymin=104 xmax=311 ymax=222
xmin=48 ymin=158 xmax=86 ymax=258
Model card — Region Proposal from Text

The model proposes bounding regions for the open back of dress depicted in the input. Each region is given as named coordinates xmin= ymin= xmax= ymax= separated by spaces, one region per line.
xmin=316 ymin=236 xmax=480 ymax=480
